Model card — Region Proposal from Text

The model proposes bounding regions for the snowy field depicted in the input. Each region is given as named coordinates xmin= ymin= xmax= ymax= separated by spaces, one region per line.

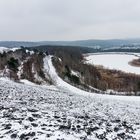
xmin=0 ymin=78 xmax=140 ymax=139
xmin=0 ymin=56 xmax=140 ymax=140
xmin=85 ymin=53 xmax=140 ymax=75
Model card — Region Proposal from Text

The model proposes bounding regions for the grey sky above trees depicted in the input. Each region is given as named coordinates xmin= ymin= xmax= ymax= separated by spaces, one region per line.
xmin=0 ymin=0 xmax=140 ymax=41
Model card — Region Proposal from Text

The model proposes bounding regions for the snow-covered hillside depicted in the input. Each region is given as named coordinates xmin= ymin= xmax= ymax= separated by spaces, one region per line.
xmin=85 ymin=53 xmax=140 ymax=75
xmin=0 ymin=47 xmax=19 ymax=54
xmin=0 ymin=56 xmax=140 ymax=140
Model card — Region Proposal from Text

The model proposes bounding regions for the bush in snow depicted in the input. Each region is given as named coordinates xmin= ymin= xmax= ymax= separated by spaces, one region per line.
xmin=7 ymin=57 xmax=19 ymax=72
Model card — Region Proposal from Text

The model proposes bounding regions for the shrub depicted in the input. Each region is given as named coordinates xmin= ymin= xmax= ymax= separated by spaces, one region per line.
xmin=70 ymin=75 xmax=80 ymax=84
xmin=65 ymin=65 xmax=71 ymax=74
xmin=39 ymin=70 xmax=45 ymax=78
xmin=137 ymin=81 xmax=140 ymax=90
xmin=64 ymin=65 xmax=71 ymax=78
xmin=39 ymin=51 xmax=44 ymax=56
xmin=7 ymin=57 xmax=19 ymax=71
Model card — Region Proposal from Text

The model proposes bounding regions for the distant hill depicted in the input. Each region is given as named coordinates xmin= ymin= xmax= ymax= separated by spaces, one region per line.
xmin=1 ymin=39 xmax=140 ymax=48
xmin=0 ymin=41 xmax=40 ymax=48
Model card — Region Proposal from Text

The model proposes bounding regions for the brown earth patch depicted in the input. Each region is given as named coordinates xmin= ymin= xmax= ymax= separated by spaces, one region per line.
xmin=129 ymin=58 xmax=140 ymax=67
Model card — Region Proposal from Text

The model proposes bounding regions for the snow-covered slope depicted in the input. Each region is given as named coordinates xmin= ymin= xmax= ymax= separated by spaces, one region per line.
xmin=0 ymin=56 xmax=140 ymax=139
xmin=0 ymin=77 xmax=140 ymax=140
xmin=43 ymin=56 xmax=93 ymax=96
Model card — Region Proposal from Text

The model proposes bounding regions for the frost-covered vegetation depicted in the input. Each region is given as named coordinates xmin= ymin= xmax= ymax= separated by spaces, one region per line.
xmin=48 ymin=47 xmax=140 ymax=93
xmin=1 ymin=46 xmax=140 ymax=93
xmin=0 ymin=47 xmax=52 ymax=84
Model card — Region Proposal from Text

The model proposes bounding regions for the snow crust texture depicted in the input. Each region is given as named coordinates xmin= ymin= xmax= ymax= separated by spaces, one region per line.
xmin=0 ymin=79 xmax=140 ymax=140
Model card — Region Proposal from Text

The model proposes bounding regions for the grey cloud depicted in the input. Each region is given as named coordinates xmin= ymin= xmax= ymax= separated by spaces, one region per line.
xmin=0 ymin=0 xmax=140 ymax=41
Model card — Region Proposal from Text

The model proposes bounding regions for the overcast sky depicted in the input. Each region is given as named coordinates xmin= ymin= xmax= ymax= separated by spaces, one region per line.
xmin=0 ymin=0 xmax=140 ymax=41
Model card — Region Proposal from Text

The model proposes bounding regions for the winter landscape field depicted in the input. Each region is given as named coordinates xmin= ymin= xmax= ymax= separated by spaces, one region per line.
xmin=0 ymin=53 xmax=140 ymax=139
xmin=85 ymin=53 xmax=140 ymax=75
xmin=0 ymin=45 xmax=140 ymax=139
xmin=1 ymin=0 xmax=140 ymax=139
xmin=0 ymin=55 xmax=140 ymax=140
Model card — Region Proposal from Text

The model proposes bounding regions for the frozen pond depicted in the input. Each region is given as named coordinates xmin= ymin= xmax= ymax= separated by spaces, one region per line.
xmin=85 ymin=53 xmax=140 ymax=75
